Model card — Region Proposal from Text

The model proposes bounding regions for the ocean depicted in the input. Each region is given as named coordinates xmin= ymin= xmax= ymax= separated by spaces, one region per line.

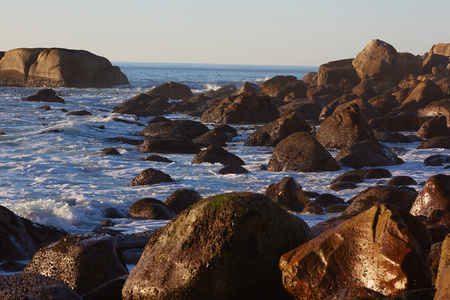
xmin=0 ymin=62 xmax=446 ymax=236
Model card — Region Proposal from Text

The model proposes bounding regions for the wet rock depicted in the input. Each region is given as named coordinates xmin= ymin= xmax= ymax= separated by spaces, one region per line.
xmin=107 ymin=136 xmax=143 ymax=145
xmin=278 ymin=98 xmax=323 ymax=120
xmin=369 ymin=112 xmax=424 ymax=131
xmin=316 ymin=103 xmax=376 ymax=149
xmin=330 ymin=287 xmax=386 ymax=299
xmin=386 ymin=176 xmax=418 ymax=186
xmin=317 ymin=58 xmax=360 ymax=87
xmin=314 ymin=193 xmax=346 ymax=208
xmin=280 ymin=204 xmax=432 ymax=299
xmin=0 ymin=205 xmax=67 ymax=262
xmin=116 ymin=230 xmax=156 ymax=250
xmin=302 ymin=202 xmax=324 ymax=214
xmin=205 ymin=84 xmax=237 ymax=100
xmin=194 ymin=124 xmax=237 ymax=147
xmin=218 ymin=164 xmax=248 ymax=175
xmin=264 ymin=176 xmax=310 ymax=212
xmin=435 ymin=234 xmax=450 ymax=300
xmin=102 ymin=207 xmax=125 ymax=218
xmin=24 ymin=234 xmax=128 ymax=295
xmin=429 ymin=242 xmax=443 ymax=285
xmin=409 ymin=174 xmax=450 ymax=219
xmin=417 ymin=115 xmax=450 ymax=139
xmin=167 ymin=94 xmax=212 ymax=114
xmin=146 ymin=81 xmax=193 ymax=100
xmin=142 ymin=154 xmax=174 ymax=163
xmin=419 ymin=98 xmax=450 ymax=126
xmin=329 ymin=182 xmax=358 ymax=191
xmin=245 ymin=111 xmax=311 ymax=147
xmin=127 ymin=198 xmax=175 ymax=220
xmin=374 ymin=130 xmax=414 ymax=143
xmin=112 ymin=94 xmax=169 ymax=117
xmin=336 ymin=140 xmax=404 ymax=169
xmin=122 ymin=192 xmax=312 ymax=300
xmin=201 ymin=92 xmax=280 ymax=124
xmin=112 ymin=117 xmax=144 ymax=126
xmin=140 ymin=119 xmax=209 ymax=139
xmin=352 ymin=39 xmax=404 ymax=83
xmin=0 ymin=273 xmax=81 ymax=300
xmin=267 ymin=132 xmax=341 ymax=172
xmin=99 ymin=148 xmax=121 ymax=155
xmin=325 ymin=204 xmax=349 ymax=213
xmin=399 ymin=79 xmax=443 ymax=111
xmin=165 ymin=189 xmax=202 ymax=215
xmin=129 ymin=168 xmax=174 ymax=186
xmin=192 ymin=144 xmax=244 ymax=166
xmin=237 ymin=81 xmax=261 ymax=94
xmin=342 ymin=185 xmax=418 ymax=219
xmin=339 ymin=168 xmax=392 ymax=179
xmin=25 ymin=88 xmax=65 ymax=103
xmin=424 ymin=154 xmax=450 ymax=166
xmin=121 ymin=248 xmax=144 ymax=265
xmin=417 ymin=136 xmax=450 ymax=149
xmin=261 ymin=75 xmax=307 ymax=99
xmin=331 ymin=173 xmax=365 ymax=184
xmin=67 ymin=109 xmax=92 ymax=116
xmin=81 ymin=277 xmax=127 ymax=300
xmin=137 ymin=134 xmax=201 ymax=154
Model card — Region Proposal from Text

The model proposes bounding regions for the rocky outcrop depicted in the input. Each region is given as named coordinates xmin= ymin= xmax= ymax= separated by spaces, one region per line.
xmin=245 ymin=112 xmax=311 ymax=147
xmin=264 ymin=176 xmax=310 ymax=212
xmin=317 ymin=58 xmax=360 ymax=87
xmin=127 ymin=198 xmax=175 ymax=220
xmin=122 ymin=192 xmax=312 ymax=300
xmin=261 ymin=75 xmax=307 ymax=99
xmin=129 ymin=168 xmax=174 ymax=186
xmin=267 ymin=132 xmax=341 ymax=172
xmin=146 ymin=81 xmax=193 ymax=100
xmin=0 ymin=48 xmax=128 ymax=87
xmin=200 ymin=92 xmax=279 ymax=124
xmin=352 ymin=39 xmax=404 ymax=83
xmin=24 ymin=234 xmax=128 ymax=295
xmin=280 ymin=204 xmax=432 ymax=299
xmin=112 ymin=94 xmax=170 ymax=117
xmin=409 ymin=174 xmax=450 ymax=219
xmin=315 ymin=103 xmax=376 ymax=149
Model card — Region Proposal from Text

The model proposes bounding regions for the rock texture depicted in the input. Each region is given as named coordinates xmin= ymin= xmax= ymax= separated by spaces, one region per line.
xmin=260 ymin=75 xmax=307 ymax=99
xmin=409 ymin=174 xmax=450 ymax=218
xmin=0 ymin=47 xmax=129 ymax=87
xmin=317 ymin=58 xmax=360 ymax=87
xmin=122 ymin=192 xmax=312 ymax=300
xmin=112 ymin=94 xmax=170 ymax=117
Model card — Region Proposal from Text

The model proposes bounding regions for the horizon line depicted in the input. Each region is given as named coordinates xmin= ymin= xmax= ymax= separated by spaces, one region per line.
xmin=112 ymin=61 xmax=320 ymax=68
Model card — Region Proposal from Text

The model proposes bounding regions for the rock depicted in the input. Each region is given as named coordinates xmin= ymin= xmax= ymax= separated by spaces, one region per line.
xmin=329 ymin=182 xmax=358 ymax=191
xmin=317 ymin=58 xmax=360 ymax=87
xmin=278 ymin=99 xmax=323 ymax=120
xmin=430 ymin=43 xmax=450 ymax=57
xmin=201 ymin=92 xmax=280 ymax=124
xmin=194 ymin=124 xmax=237 ymax=147
xmin=424 ymin=154 xmax=450 ymax=166
xmin=165 ymin=189 xmax=202 ymax=215
xmin=146 ymin=81 xmax=193 ymax=99
xmin=192 ymin=144 xmax=244 ymax=166
xmin=374 ymin=130 xmax=414 ymax=143
xmin=342 ymin=185 xmax=418 ymax=219
xmin=167 ymin=94 xmax=212 ymax=114
xmin=417 ymin=136 xmax=450 ymax=149
xmin=261 ymin=75 xmax=307 ymax=99
xmin=38 ymin=105 xmax=51 ymax=110
xmin=122 ymin=192 xmax=312 ymax=300
xmin=99 ymin=148 xmax=121 ymax=155
xmin=264 ymin=176 xmax=310 ymax=212
xmin=108 ymin=136 xmax=143 ymax=145
xmin=127 ymin=198 xmax=175 ymax=220
xmin=137 ymin=134 xmax=201 ymax=154
xmin=417 ymin=115 xmax=450 ymax=139
xmin=142 ymin=154 xmax=174 ymax=163
xmin=314 ymin=193 xmax=346 ymax=208
xmin=330 ymin=287 xmax=386 ymax=299
xmin=399 ymin=52 xmax=423 ymax=75
xmin=23 ymin=234 xmax=128 ymax=295
xmin=331 ymin=173 xmax=365 ymax=184
xmin=419 ymin=99 xmax=450 ymax=126
xmin=280 ymin=204 xmax=432 ymax=299
xmin=121 ymin=248 xmax=144 ymax=265
xmin=0 ymin=261 xmax=26 ymax=272
xmin=369 ymin=112 xmax=424 ymax=131
xmin=140 ymin=119 xmax=209 ymax=139
xmin=351 ymin=80 xmax=377 ymax=100
xmin=338 ymin=168 xmax=392 ymax=179
xmin=267 ymin=132 xmax=341 ymax=172
xmin=237 ymin=82 xmax=261 ymax=94
xmin=0 ymin=47 xmax=129 ymax=87
xmin=325 ymin=204 xmax=349 ymax=213
xmin=302 ymin=72 xmax=318 ymax=87
xmin=129 ymin=168 xmax=174 ymax=186
xmin=336 ymin=140 xmax=404 ymax=169
xmin=409 ymin=174 xmax=450 ymax=218
xmin=81 ymin=277 xmax=127 ymax=300
xmin=386 ymin=176 xmax=418 ymax=186
xmin=368 ymin=94 xmax=397 ymax=114
xmin=112 ymin=94 xmax=170 ymax=117
xmin=0 ymin=273 xmax=82 ymax=300
xmin=334 ymin=98 xmax=382 ymax=120
xmin=302 ymin=202 xmax=324 ymax=214
xmin=102 ymin=207 xmax=125 ymax=218
xmin=218 ymin=164 xmax=248 ymax=175
xmin=399 ymin=79 xmax=443 ymax=110
xmin=316 ymin=103 xmax=376 ymax=149
xmin=0 ymin=205 xmax=67 ymax=262
xmin=67 ymin=110 xmax=92 ymax=116
xmin=435 ymin=234 xmax=450 ymax=300
xmin=352 ymin=39 xmax=404 ymax=83
xmin=423 ymin=53 xmax=449 ymax=74
xmin=205 ymin=85 xmax=237 ymax=100
xmin=245 ymin=112 xmax=311 ymax=147
xmin=25 ymin=88 xmax=65 ymax=103
xmin=429 ymin=242 xmax=443 ymax=285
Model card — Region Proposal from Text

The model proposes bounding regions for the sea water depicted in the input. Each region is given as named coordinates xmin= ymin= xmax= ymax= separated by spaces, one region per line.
xmin=0 ymin=63 xmax=448 ymax=235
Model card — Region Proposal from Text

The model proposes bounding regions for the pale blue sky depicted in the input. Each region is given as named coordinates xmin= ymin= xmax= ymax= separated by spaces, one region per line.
xmin=3 ymin=0 xmax=449 ymax=66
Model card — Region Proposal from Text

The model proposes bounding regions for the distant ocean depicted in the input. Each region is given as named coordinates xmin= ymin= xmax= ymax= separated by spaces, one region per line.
xmin=0 ymin=62 xmax=444 ymax=237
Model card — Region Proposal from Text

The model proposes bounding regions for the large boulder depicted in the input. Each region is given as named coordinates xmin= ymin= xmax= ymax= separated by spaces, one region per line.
xmin=409 ymin=174 xmax=450 ymax=219
xmin=122 ymin=192 xmax=312 ymax=300
xmin=112 ymin=94 xmax=170 ymax=117
xmin=398 ymin=79 xmax=443 ymax=110
xmin=317 ymin=58 xmax=360 ymax=87
xmin=369 ymin=112 xmax=424 ymax=131
xmin=23 ymin=234 xmax=128 ymax=295
xmin=137 ymin=134 xmax=201 ymax=154
xmin=336 ymin=140 xmax=404 ymax=169
xmin=127 ymin=198 xmax=175 ymax=220
xmin=352 ymin=39 xmax=404 ymax=83
xmin=419 ymin=99 xmax=450 ymax=126
xmin=165 ymin=189 xmax=202 ymax=215
xmin=333 ymin=98 xmax=381 ymax=120
xmin=417 ymin=136 xmax=450 ymax=149
xmin=129 ymin=168 xmax=174 ymax=186
xmin=261 ymin=75 xmax=307 ymax=99
xmin=435 ymin=234 xmax=450 ymax=300
xmin=25 ymin=88 xmax=65 ymax=103
xmin=146 ymin=81 xmax=194 ymax=100
xmin=140 ymin=119 xmax=209 ymax=139
xmin=0 ymin=47 xmax=129 ymax=87
xmin=280 ymin=204 xmax=432 ymax=299
xmin=430 ymin=43 xmax=450 ymax=57
xmin=200 ymin=92 xmax=280 ymax=124
xmin=315 ymin=103 xmax=376 ymax=149
xmin=193 ymin=124 xmax=237 ymax=147
xmin=264 ymin=176 xmax=310 ymax=212
xmin=416 ymin=115 xmax=450 ymax=139
xmin=278 ymin=99 xmax=323 ymax=120
xmin=267 ymin=132 xmax=341 ymax=172
xmin=245 ymin=112 xmax=311 ymax=147
xmin=0 ymin=205 xmax=67 ymax=262
xmin=192 ymin=144 xmax=244 ymax=166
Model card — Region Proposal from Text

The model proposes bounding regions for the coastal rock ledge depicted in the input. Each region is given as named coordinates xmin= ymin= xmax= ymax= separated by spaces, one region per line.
xmin=0 ymin=48 xmax=129 ymax=88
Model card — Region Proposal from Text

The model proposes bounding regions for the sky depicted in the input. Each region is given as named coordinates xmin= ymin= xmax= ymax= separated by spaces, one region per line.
xmin=2 ymin=0 xmax=449 ymax=66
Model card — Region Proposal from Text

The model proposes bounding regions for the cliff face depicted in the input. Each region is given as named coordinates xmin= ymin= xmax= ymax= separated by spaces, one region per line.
xmin=0 ymin=48 xmax=129 ymax=88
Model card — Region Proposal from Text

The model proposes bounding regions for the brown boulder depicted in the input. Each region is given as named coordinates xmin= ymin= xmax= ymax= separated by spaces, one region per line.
xmin=164 ymin=189 xmax=202 ymax=215
xmin=417 ymin=115 xmax=450 ymax=139
xmin=200 ymin=92 xmax=279 ymax=124
xmin=25 ymin=88 xmax=65 ymax=103
xmin=192 ymin=144 xmax=244 ymax=166
xmin=146 ymin=81 xmax=193 ymax=100
xmin=417 ymin=136 xmax=450 ymax=149
xmin=261 ymin=75 xmax=307 ymax=99
xmin=122 ymin=192 xmax=312 ymax=300
xmin=435 ymin=234 xmax=450 ymax=300
xmin=369 ymin=112 xmax=425 ymax=131
xmin=112 ymin=94 xmax=169 ymax=117
xmin=336 ymin=140 xmax=404 ymax=169
xmin=127 ymin=198 xmax=175 ymax=220
xmin=339 ymin=168 xmax=392 ymax=179
xmin=237 ymin=82 xmax=261 ymax=95
xmin=194 ymin=124 xmax=237 ymax=147
xmin=302 ymin=72 xmax=318 ymax=87
xmin=280 ymin=204 xmax=432 ymax=299
xmin=314 ymin=193 xmax=346 ymax=208
xmin=278 ymin=99 xmax=323 ymax=120
xmin=302 ymin=202 xmax=324 ymax=214
xmin=351 ymin=80 xmax=377 ymax=100
xmin=386 ymin=176 xmax=417 ymax=186
xmin=205 ymin=85 xmax=237 ymax=100
xmin=166 ymin=94 xmax=212 ymax=114
xmin=316 ymin=103 xmax=376 ymax=149
xmin=218 ymin=164 xmax=248 ymax=175
xmin=129 ymin=168 xmax=174 ymax=186
xmin=264 ymin=176 xmax=310 ymax=212
xmin=399 ymin=52 xmax=423 ymax=75
xmin=399 ymin=79 xmax=443 ymax=110
xmin=317 ymin=58 xmax=361 ymax=87
xmin=140 ymin=119 xmax=209 ymax=139
xmin=409 ymin=174 xmax=450 ymax=218
xmin=419 ymin=99 xmax=450 ymax=127
xmin=245 ymin=112 xmax=311 ymax=147
xmin=137 ymin=134 xmax=201 ymax=154
xmin=368 ymin=95 xmax=398 ymax=114
xmin=334 ymin=99 xmax=381 ymax=120
xmin=352 ymin=39 xmax=404 ymax=83
xmin=267 ymin=132 xmax=341 ymax=172
xmin=422 ymin=53 xmax=449 ymax=74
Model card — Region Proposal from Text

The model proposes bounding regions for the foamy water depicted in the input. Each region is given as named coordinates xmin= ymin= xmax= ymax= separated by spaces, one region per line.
xmin=0 ymin=63 xmax=448 ymax=235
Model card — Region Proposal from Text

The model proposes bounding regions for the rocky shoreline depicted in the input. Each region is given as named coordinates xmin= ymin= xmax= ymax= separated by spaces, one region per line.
xmin=0 ymin=39 xmax=450 ymax=299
